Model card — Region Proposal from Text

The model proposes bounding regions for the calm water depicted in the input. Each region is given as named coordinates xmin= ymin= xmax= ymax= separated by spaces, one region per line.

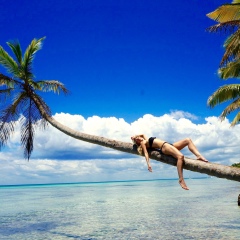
xmin=0 ymin=178 xmax=239 ymax=240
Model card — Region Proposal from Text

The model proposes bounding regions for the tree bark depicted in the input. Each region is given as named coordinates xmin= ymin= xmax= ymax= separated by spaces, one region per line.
xmin=32 ymin=95 xmax=240 ymax=183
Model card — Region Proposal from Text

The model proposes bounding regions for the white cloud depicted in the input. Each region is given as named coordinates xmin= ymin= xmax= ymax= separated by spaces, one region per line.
xmin=170 ymin=110 xmax=198 ymax=121
xmin=1 ymin=112 xmax=240 ymax=185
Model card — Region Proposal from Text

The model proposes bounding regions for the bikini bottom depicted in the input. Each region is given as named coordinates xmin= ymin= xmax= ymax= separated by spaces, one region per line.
xmin=160 ymin=142 xmax=173 ymax=153
xmin=148 ymin=141 xmax=173 ymax=154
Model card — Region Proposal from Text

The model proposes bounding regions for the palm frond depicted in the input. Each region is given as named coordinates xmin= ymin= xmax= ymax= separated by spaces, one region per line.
xmin=221 ymin=29 xmax=240 ymax=65
xmin=231 ymin=111 xmax=240 ymax=126
xmin=20 ymin=117 xmax=34 ymax=160
xmin=7 ymin=41 xmax=22 ymax=65
xmin=0 ymin=93 xmax=27 ymax=149
xmin=0 ymin=73 xmax=21 ymax=89
xmin=0 ymin=88 xmax=14 ymax=103
xmin=207 ymin=4 xmax=240 ymax=23
xmin=36 ymin=80 xmax=69 ymax=94
xmin=20 ymin=95 xmax=50 ymax=159
xmin=219 ymin=59 xmax=240 ymax=78
xmin=206 ymin=20 xmax=240 ymax=34
xmin=207 ymin=84 xmax=240 ymax=108
xmin=220 ymin=98 xmax=240 ymax=119
xmin=233 ymin=0 xmax=240 ymax=4
xmin=20 ymin=99 xmax=36 ymax=160
xmin=0 ymin=118 xmax=15 ymax=149
xmin=0 ymin=46 xmax=20 ymax=78
xmin=0 ymin=73 xmax=13 ymax=87
xmin=22 ymin=37 xmax=46 ymax=79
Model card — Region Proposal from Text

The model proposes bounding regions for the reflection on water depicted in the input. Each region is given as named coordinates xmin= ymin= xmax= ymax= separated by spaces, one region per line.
xmin=0 ymin=178 xmax=239 ymax=239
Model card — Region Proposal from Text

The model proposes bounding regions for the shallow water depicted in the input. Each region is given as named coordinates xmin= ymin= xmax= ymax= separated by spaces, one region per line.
xmin=0 ymin=178 xmax=239 ymax=240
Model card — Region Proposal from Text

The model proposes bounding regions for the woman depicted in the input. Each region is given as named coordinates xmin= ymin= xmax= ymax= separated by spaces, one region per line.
xmin=131 ymin=134 xmax=208 ymax=190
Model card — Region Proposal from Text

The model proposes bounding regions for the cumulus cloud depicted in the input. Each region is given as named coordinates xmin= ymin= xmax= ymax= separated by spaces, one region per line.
xmin=1 ymin=111 xmax=240 ymax=185
xmin=169 ymin=110 xmax=198 ymax=121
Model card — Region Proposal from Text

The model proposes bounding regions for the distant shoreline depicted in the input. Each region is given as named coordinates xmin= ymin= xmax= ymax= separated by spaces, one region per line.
xmin=0 ymin=177 xmax=210 ymax=188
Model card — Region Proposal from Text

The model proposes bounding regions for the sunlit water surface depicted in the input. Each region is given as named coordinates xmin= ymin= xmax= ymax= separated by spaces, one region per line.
xmin=0 ymin=178 xmax=239 ymax=240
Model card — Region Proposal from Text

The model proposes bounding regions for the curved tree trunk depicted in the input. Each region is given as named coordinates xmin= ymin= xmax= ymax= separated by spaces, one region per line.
xmin=33 ymin=96 xmax=240 ymax=183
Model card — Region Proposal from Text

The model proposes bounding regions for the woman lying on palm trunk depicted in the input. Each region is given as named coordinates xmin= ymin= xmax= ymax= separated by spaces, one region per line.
xmin=131 ymin=134 xmax=208 ymax=190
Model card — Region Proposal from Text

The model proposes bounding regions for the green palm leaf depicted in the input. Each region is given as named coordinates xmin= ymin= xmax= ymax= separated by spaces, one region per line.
xmin=231 ymin=111 xmax=240 ymax=125
xmin=0 ymin=46 xmax=20 ymax=78
xmin=36 ymin=80 xmax=69 ymax=94
xmin=7 ymin=41 xmax=22 ymax=65
xmin=0 ymin=73 xmax=14 ymax=87
xmin=0 ymin=73 xmax=21 ymax=91
xmin=218 ymin=59 xmax=240 ymax=78
xmin=220 ymin=29 xmax=240 ymax=65
xmin=207 ymin=4 xmax=240 ymax=67
xmin=220 ymin=98 xmax=240 ymax=119
xmin=208 ymin=85 xmax=240 ymax=126
xmin=22 ymin=37 xmax=46 ymax=79
xmin=208 ymin=84 xmax=240 ymax=107
xmin=207 ymin=4 xmax=240 ymax=23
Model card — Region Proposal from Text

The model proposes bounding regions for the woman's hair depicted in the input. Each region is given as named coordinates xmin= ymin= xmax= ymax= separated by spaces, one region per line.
xmin=137 ymin=145 xmax=143 ymax=155
xmin=132 ymin=136 xmax=143 ymax=155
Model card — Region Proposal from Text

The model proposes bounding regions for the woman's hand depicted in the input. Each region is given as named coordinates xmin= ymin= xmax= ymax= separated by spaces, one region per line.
xmin=148 ymin=165 xmax=152 ymax=172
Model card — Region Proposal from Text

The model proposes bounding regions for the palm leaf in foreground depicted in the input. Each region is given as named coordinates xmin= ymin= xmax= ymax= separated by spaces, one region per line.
xmin=218 ymin=59 xmax=240 ymax=79
xmin=208 ymin=84 xmax=240 ymax=126
xmin=207 ymin=2 xmax=240 ymax=66
xmin=207 ymin=4 xmax=240 ymax=23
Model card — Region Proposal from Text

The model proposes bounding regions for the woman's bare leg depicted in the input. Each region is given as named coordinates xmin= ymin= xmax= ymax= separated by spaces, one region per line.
xmin=173 ymin=138 xmax=208 ymax=162
xmin=162 ymin=143 xmax=189 ymax=190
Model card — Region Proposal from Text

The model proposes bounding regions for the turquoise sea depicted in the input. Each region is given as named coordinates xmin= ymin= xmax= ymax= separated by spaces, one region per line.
xmin=0 ymin=178 xmax=239 ymax=240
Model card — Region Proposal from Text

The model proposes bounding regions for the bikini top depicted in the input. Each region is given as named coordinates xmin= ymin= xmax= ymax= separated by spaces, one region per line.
xmin=148 ymin=137 xmax=156 ymax=148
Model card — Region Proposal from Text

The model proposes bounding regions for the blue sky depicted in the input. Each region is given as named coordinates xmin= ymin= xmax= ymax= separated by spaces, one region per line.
xmin=1 ymin=0 xmax=228 ymax=121
xmin=1 ymin=0 xmax=239 ymax=185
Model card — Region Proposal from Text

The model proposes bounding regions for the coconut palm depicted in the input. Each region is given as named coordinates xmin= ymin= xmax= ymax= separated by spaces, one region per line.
xmin=0 ymin=37 xmax=240 ymax=182
xmin=207 ymin=1 xmax=240 ymax=126
xmin=0 ymin=37 xmax=68 ymax=159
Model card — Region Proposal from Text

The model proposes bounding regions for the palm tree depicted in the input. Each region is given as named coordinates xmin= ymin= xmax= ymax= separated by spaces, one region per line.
xmin=0 ymin=37 xmax=68 ymax=159
xmin=0 ymin=37 xmax=240 ymax=182
xmin=207 ymin=1 xmax=240 ymax=126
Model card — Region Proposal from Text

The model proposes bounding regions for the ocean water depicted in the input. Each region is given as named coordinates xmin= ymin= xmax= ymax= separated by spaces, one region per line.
xmin=0 ymin=178 xmax=239 ymax=240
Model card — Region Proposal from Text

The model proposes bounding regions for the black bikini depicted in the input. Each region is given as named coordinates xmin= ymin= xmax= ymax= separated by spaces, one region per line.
xmin=148 ymin=137 xmax=168 ymax=151
xmin=148 ymin=137 xmax=156 ymax=148
xmin=160 ymin=142 xmax=168 ymax=151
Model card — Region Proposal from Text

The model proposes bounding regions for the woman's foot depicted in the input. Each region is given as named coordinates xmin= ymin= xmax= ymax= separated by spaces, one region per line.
xmin=179 ymin=179 xmax=189 ymax=190
xmin=197 ymin=155 xmax=208 ymax=162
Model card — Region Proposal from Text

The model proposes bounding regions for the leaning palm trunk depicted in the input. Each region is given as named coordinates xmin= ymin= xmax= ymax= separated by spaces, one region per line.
xmin=2 ymin=37 xmax=239 ymax=182
xmin=32 ymin=95 xmax=240 ymax=183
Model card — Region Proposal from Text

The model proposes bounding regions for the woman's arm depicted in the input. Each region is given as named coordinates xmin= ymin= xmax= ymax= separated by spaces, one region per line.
xmin=141 ymin=134 xmax=147 ymax=140
xmin=141 ymin=140 xmax=152 ymax=172
xmin=131 ymin=134 xmax=148 ymax=141
xmin=136 ymin=134 xmax=148 ymax=140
